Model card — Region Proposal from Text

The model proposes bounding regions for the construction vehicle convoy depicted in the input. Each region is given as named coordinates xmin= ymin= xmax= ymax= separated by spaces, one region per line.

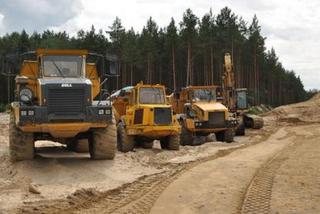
xmin=170 ymin=85 xmax=237 ymax=145
xmin=222 ymin=53 xmax=264 ymax=135
xmin=7 ymin=49 xmax=263 ymax=161
xmin=112 ymin=82 xmax=180 ymax=152
xmin=9 ymin=49 xmax=116 ymax=161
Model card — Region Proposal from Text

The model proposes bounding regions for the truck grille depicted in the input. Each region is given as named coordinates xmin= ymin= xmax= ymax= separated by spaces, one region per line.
xmin=154 ymin=108 xmax=172 ymax=125
xmin=47 ymin=88 xmax=85 ymax=115
xmin=208 ymin=111 xmax=225 ymax=127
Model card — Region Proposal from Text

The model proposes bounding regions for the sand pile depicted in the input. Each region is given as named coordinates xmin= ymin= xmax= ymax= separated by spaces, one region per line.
xmin=263 ymin=93 xmax=320 ymax=123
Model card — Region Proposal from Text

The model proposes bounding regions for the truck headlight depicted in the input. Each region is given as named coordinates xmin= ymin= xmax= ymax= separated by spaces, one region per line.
xmin=98 ymin=109 xmax=104 ymax=115
xmin=105 ymin=109 xmax=111 ymax=115
xmin=20 ymin=88 xmax=33 ymax=103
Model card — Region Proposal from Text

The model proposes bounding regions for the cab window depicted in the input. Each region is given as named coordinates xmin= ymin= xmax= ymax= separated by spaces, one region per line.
xmin=43 ymin=55 xmax=83 ymax=78
xmin=139 ymin=87 xmax=165 ymax=104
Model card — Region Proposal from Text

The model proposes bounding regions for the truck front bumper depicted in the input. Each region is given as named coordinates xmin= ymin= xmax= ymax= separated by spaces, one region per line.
xmin=17 ymin=105 xmax=112 ymax=125
xmin=126 ymin=125 xmax=181 ymax=138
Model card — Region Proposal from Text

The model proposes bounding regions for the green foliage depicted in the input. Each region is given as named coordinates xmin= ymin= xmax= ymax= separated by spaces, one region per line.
xmin=0 ymin=7 xmax=310 ymax=107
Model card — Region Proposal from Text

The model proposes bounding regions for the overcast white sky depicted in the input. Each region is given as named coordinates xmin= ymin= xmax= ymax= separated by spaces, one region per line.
xmin=0 ymin=0 xmax=319 ymax=89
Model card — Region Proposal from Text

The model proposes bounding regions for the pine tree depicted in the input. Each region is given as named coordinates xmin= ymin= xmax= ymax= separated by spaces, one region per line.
xmin=180 ymin=8 xmax=198 ymax=86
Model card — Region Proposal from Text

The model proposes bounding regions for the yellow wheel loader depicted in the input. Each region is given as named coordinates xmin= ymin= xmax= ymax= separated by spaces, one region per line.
xmin=170 ymin=86 xmax=237 ymax=145
xmin=8 ymin=49 xmax=117 ymax=161
xmin=111 ymin=83 xmax=180 ymax=152
xmin=221 ymin=53 xmax=264 ymax=136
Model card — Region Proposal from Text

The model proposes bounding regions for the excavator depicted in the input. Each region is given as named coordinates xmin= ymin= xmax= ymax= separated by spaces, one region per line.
xmin=221 ymin=53 xmax=264 ymax=136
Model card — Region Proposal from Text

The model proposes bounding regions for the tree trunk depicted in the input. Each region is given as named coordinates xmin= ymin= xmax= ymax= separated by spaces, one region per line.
xmin=203 ymin=49 xmax=207 ymax=85
xmin=147 ymin=53 xmax=151 ymax=84
xmin=210 ymin=46 xmax=214 ymax=85
xmin=122 ymin=63 xmax=127 ymax=87
xmin=159 ymin=63 xmax=162 ymax=84
xmin=172 ymin=46 xmax=176 ymax=90
xmin=253 ymin=45 xmax=257 ymax=105
xmin=186 ymin=42 xmax=191 ymax=86
xmin=130 ymin=63 xmax=133 ymax=85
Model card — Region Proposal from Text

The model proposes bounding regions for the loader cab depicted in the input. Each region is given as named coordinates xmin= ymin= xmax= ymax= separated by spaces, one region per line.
xmin=235 ymin=88 xmax=248 ymax=110
xmin=190 ymin=88 xmax=217 ymax=103
xmin=138 ymin=86 xmax=166 ymax=105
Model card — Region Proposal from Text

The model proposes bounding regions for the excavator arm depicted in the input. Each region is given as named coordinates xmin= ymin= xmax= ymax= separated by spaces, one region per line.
xmin=222 ymin=53 xmax=263 ymax=130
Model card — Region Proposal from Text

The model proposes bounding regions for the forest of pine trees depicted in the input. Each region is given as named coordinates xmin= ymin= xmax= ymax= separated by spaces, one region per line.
xmin=0 ymin=7 xmax=312 ymax=108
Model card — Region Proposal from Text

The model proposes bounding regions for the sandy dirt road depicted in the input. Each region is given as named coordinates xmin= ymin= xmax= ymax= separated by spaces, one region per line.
xmin=0 ymin=113 xmax=270 ymax=214
xmin=151 ymin=124 xmax=320 ymax=214
xmin=0 ymin=94 xmax=319 ymax=213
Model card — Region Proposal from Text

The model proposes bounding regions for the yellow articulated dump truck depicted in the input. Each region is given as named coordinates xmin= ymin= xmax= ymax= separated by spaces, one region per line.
xmin=170 ymin=86 xmax=237 ymax=145
xmin=111 ymin=82 xmax=180 ymax=152
xmin=9 ymin=49 xmax=117 ymax=161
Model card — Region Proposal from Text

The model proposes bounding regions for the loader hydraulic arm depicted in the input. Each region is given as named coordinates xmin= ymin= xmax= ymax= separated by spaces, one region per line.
xmin=222 ymin=53 xmax=236 ymax=111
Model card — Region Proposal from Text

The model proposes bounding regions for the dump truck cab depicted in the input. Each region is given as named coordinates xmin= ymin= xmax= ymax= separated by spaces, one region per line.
xmin=172 ymin=85 xmax=236 ymax=145
xmin=9 ymin=49 xmax=117 ymax=161
xmin=112 ymin=82 xmax=180 ymax=152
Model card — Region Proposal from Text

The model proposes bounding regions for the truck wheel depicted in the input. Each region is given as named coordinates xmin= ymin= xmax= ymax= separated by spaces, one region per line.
xmin=9 ymin=112 xmax=34 ymax=161
xmin=180 ymin=125 xmax=193 ymax=145
xmin=224 ymin=129 xmax=235 ymax=143
xmin=89 ymin=123 xmax=116 ymax=160
xmin=160 ymin=135 xmax=180 ymax=150
xmin=215 ymin=129 xmax=234 ymax=143
xmin=117 ymin=122 xmax=135 ymax=152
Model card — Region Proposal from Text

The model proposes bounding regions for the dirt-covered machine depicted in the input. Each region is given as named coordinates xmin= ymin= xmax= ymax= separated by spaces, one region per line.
xmin=112 ymin=82 xmax=180 ymax=152
xmin=9 ymin=49 xmax=117 ymax=161
xmin=222 ymin=53 xmax=264 ymax=135
xmin=170 ymin=86 xmax=237 ymax=145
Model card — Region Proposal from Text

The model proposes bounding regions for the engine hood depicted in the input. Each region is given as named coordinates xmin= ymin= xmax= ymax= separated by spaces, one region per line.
xmin=193 ymin=102 xmax=227 ymax=112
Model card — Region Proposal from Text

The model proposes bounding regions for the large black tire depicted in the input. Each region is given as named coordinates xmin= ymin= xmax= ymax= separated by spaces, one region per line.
xmin=160 ymin=135 xmax=180 ymax=150
xmin=9 ymin=112 xmax=34 ymax=161
xmin=89 ymin=123 xmax=116 ymax=160
xmin=215 ymin=129 xmax=234 ymax=143
xmin=180 ymin=124 xmax=193 ymax=145
xmin=117 ymin=122 xmax=135 ymax=152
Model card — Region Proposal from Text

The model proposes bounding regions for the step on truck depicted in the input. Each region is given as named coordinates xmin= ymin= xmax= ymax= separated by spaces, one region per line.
xmin=9 ymin=49 xmax=117 ymax=161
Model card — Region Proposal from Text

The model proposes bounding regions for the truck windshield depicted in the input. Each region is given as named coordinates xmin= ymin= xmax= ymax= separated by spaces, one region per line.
xmin=191 ymin=89 xmax=216 ymax=102
xmin=139 ymin=88 xmax=165 ymax=104
xmin=43 ymin=55 xmax=83 ymax=77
